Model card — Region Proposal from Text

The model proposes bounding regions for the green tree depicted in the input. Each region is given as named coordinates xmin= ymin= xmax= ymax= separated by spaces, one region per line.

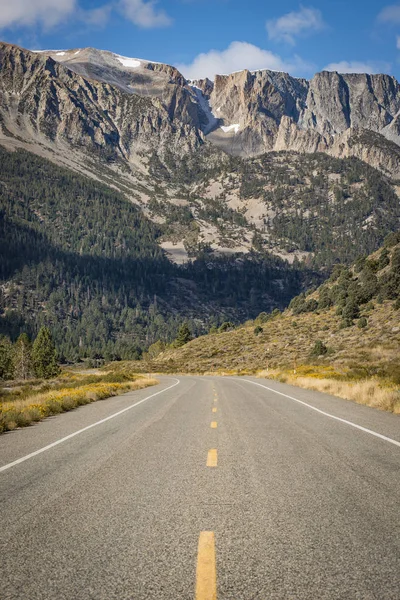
xmin=342 ymin=301 xmax=360 ymax=321
xmin=0 ymin=336 xmax=14 ymax=380
xmin=13 ymin=333 xmax=33 ymax=380
xmin=32 ymin=327 xmax=60 ymax=379
xmin=174 ymin=323 xmax=192 ymax=347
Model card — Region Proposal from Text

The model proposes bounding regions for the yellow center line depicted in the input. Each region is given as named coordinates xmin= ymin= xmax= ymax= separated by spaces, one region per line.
xmin=207 ymin=449 xmax=218 ymax=467
xmin=212 ymin=407 xmax=217 ymax=413
xmin=210 ymin=421 xmax=217 ymax=429
xmin=196 ymin=532 xmax=217 ymax=600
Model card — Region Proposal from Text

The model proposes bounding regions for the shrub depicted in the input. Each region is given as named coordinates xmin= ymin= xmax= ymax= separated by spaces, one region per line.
xmin=311 ymin=340 xmax=328 ymax=357
xmin=254 ymin=326 xmax=263 ymax=336
xmin=342 ymin=301 xmax=360 ymax=320
xmin=340 ymin=318 xmax=353 ymax=329
xmin=219 ymin=321 xmax=235 ymax=333
xmin=357 ymin=317 xmax=368 ymax=329
xmin=256 ymin=312 xmax=270 ymax=324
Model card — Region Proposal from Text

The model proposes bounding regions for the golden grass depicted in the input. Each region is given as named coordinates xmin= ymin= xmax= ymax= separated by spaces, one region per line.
xmin=262 ymin=368 xmax=400 ymax=414
xmin=0 ymin=375 xmax=157 ymax=433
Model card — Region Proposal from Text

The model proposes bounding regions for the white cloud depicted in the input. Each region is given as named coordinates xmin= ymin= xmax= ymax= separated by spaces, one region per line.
xmin=118 ymin=0 xmax=172 ymax=28
xmin=378 ymin=4 xmax=400 ymax=23
xmin=323 ymin=60 xmax=391 ymax=74
xmin=266 ymin=6 xmax=325 ymax=45
xmin=0 ymin=0 xmax=76 ymax=30
xmin=79 ymin=5 xmax=113 ymax=28
xmin=175 ymin=41 xmax=314 ymax=80
xmin=0 ymin=0 xmax=171 ymax=31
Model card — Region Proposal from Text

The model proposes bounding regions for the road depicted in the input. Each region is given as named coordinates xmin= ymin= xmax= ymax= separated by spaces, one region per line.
xmin=1 ymin=375 xmax=399 ymax=599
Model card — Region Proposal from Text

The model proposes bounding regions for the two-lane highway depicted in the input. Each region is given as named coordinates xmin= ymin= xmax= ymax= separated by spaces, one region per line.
xmin=1 ymin=376 xmax=399 ymax=599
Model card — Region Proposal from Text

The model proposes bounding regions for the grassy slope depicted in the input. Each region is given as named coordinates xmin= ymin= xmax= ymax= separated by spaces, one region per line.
xmin=143 ymin=241 xmax=400 ymax=412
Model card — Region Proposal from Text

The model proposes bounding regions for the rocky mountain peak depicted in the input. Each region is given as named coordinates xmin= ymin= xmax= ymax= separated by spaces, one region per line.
xmin=2 ymin=41 xmax=400 ymax=178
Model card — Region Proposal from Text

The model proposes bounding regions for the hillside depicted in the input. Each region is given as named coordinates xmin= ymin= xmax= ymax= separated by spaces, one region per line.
xmin=0 ymin=146 xmax=306 ymax=360
xmin=148 ymin=234 xmax=400 ymax=390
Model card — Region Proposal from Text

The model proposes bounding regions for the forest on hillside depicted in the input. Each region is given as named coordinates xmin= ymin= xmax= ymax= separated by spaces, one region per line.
xmin=0 ymin=147 xmax=306 ymax=361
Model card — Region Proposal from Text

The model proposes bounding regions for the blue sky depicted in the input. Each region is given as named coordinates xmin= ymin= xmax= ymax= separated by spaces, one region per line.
xmin=1 ymin=1 xmax=400 ymax=80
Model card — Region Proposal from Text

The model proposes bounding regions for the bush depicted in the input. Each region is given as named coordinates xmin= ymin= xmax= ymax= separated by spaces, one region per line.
xmin=340 ymin=318 xmax=353 ymax=329
xmin=254 ymin=326 xmax=263 ymax=336
xmin=311 ymin=340 xmax=328 ymax=357
xmin=357 ymin=317 xmax=368 ymax=329
xmin=219 ymin=321 xmax=235 ymax=333
xmin=342 ymin=301 xmax=360 ymax=320
xmin=256 ymin=312 xmax=270 ymax=324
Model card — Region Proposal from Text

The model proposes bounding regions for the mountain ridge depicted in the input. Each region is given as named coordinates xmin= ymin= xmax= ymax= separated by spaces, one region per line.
xmin=3 ymin=40 xmax=400 ymax=178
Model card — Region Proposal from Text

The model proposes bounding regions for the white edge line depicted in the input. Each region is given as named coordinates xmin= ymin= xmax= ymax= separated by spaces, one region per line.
xmin=0 ymin=378 xmax=181 ymax=473
xmin=239 ymin=379 xmax=400 ymax=448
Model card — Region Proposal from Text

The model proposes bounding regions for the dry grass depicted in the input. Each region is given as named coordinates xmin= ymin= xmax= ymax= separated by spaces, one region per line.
xmin=0 ymin=372 xmax=157 ymax=433
xmin=262 ymin=367 xmax=400 ymax=413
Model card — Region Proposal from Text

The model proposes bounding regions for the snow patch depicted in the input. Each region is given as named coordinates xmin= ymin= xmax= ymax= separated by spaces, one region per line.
xmin=74 ymin=50 xmax=80 ymax=55
xmin=32 ymin=49 xmax=65 ymax=53
xmin=56 ymin=52 xmax=66 ymax=56
xmin=221 ymin=124 xmax=240 ymax=134
xmin=115 ymin=55 xmax=141 ymax=68
xmin=190 ymin=85 xmax=219 ymax=134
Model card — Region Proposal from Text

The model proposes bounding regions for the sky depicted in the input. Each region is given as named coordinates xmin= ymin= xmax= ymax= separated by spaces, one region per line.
xmin=1 ymin=1 xmax=400 ymax=81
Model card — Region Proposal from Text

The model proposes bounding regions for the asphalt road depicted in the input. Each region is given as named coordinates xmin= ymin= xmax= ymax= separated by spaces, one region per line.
xmin=1 ymin=376 xmax=399 ymax=599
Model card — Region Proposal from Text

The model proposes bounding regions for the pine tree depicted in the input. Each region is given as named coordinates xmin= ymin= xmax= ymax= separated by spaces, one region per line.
xmin=0 ymin=336 xmax=14 ymax=380
xmin=32 ymin=327 xmax=60 ymax=379
xmin=13 ymin=333 xmax=33 ymax=380
xmin=174 ymin=323 xmax=192 ymax=347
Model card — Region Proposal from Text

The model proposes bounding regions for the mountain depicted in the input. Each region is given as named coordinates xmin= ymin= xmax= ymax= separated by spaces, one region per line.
xmin=1 ymin=41 xmax=400 ymax=360
xmin=2 ymin=42 xmax=400 ymax=179
xmin=1 ymin=41 xmax=399 ymax=265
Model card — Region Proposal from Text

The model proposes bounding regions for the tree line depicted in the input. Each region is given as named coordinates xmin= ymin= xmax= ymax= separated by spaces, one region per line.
xmin=0 ymin=327 xmax=59 ymax=381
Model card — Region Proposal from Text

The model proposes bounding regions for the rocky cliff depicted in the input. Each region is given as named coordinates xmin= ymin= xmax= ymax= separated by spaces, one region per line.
xmin=2 ymin=41 xmax=400 ymax=179
xmin=195 ymin=69 xmax=400 ymax=176
xmin=0 ymin=42 xmax=202 ymax=164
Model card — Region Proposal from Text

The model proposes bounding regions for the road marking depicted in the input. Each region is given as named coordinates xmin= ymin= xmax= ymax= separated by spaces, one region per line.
xmin=0 ymin=379 xmax=181 ymax=474
xmin=207 ymin=449 xmax=218 ymax=467
xmin=211 ymin=421 xmax=217 ymax=429
xmin=242 ymin=379 xmax=400 ymax=448
xmin=196 ymin=532 xmax=217 ymax=600
xmin=214 ymin=398 xmax=217 ymax=403
xmin=212 ymin=407 xmax=217 ymax=413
